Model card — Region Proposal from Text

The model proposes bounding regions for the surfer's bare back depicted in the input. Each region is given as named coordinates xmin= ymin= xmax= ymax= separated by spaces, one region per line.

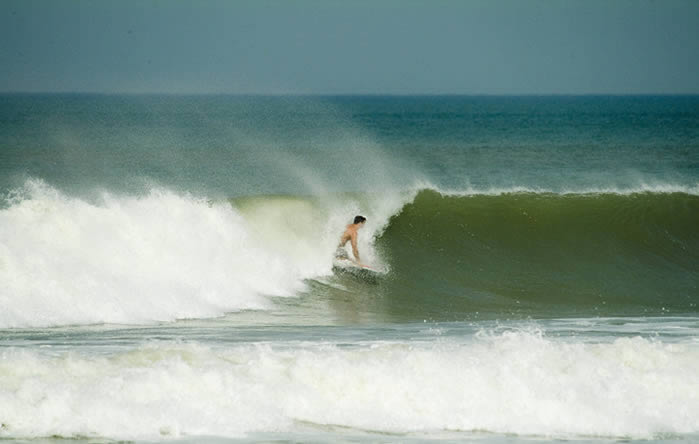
xmin=336 ymin=215 xmax=366 ymax=266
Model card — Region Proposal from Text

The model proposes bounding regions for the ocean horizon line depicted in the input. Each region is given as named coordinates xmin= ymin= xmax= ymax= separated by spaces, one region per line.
xmin=2 ymin=91 xmax=699 ymax=98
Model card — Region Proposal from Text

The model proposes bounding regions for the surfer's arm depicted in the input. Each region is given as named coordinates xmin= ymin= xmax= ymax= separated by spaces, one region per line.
xmin=351 ymin=233 xmax=360 ymax=263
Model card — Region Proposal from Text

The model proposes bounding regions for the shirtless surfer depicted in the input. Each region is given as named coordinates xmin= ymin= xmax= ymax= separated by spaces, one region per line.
xmin=335 ymin=215 xmax=367 ymax=267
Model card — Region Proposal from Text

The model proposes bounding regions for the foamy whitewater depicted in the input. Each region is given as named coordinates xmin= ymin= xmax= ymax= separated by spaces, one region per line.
xmin=2 ymin=325 xmax=698 ymax=440
xmin=1 ymin=95 xmax=698 ymax=442
xmin=0 ymin=179 xmax=411 ymax=328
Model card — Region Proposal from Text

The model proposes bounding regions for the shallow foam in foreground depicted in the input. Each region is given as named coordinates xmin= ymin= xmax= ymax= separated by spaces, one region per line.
xmin=0 ymin=330 xmax=697 ymax=440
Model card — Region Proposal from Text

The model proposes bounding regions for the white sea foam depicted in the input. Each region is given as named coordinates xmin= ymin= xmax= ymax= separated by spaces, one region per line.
xmin=0 ymin=180 xmax=412 ymax=328
xmin=0 ymin=331 xmax=697 ymax=440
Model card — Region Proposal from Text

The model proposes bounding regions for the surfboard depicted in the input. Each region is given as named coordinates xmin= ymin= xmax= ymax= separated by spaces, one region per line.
xmin=332 ymin=258 xmax=386 ymax=282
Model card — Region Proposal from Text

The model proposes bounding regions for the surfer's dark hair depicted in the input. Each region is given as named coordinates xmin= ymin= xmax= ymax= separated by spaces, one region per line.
xmin=354 ymin=215 xmax=366 ymax=224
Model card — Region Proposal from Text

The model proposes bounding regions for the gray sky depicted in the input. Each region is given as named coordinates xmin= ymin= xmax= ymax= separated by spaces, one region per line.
xmin=1 ymin=0 xmax=698 ymax=94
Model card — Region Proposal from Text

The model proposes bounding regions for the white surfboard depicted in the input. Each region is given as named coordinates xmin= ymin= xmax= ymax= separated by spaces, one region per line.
xmin=332 ymin=258 xmax=386 ymax=281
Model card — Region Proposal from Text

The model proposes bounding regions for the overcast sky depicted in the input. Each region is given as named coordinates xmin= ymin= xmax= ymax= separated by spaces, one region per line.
xmin=1 ymin=0 xmax=698 ymax=94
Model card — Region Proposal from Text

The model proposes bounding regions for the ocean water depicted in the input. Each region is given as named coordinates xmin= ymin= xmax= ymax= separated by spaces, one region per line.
xmin=0 ymin=94 xmax=698 ymax=442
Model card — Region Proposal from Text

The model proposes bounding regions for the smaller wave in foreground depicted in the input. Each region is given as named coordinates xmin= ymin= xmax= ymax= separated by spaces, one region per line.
xmin=0 ymin=330 xmax=697 ymax=440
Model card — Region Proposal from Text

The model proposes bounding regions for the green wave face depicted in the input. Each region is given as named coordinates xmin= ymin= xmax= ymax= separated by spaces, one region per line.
xmin=374 ymin=190 xmax=699 ymax=320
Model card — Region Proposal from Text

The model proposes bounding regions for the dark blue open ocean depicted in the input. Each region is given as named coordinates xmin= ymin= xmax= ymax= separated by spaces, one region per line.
xmin=1 ymin=94 xmax=698 ymax=442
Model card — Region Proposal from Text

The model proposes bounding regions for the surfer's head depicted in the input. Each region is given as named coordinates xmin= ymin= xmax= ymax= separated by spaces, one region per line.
xmin=353 ymin=215 xmax=366 ymax=225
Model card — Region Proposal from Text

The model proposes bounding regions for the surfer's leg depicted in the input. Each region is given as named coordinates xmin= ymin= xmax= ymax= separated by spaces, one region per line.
xmin=334 ymin=246 xmax=349 ymax=259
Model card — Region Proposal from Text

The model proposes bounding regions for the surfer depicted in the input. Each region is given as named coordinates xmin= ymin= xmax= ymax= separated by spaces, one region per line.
xmin=335 ymin=215 xmax=366 ymax=266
